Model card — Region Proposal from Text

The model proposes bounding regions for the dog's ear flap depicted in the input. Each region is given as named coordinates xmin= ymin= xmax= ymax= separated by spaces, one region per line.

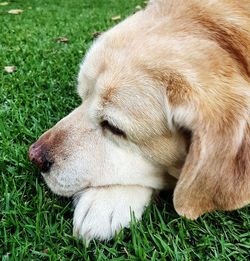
xmin=165 ymin=75 xmax=250 ymax=219
xmin=174 ymin=122 xmax=250 ymax=219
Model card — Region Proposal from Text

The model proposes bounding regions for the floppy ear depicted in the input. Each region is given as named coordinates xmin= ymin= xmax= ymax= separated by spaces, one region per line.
xmin=169 ymin=13 xmax=250 ymax=219
xmin=165 ymin=73 xmax=250 ymax=219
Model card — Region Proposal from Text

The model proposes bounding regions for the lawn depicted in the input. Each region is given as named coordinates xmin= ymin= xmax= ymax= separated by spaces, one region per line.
xmin=0 ymin=0 xmax=250 ymax=260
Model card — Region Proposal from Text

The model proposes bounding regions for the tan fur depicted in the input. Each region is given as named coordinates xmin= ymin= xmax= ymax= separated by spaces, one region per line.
xmin=93 ymin=1 xmax=250 ymax=218
xmin=146 ymin=0 xmax=250 ymax=218
xmin=31 ymin=0 xmax=250 ymax=235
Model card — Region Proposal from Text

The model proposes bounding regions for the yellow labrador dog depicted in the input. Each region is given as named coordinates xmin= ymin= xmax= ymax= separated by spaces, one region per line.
xmin=29 ymin=0 xmax=250 ymax=241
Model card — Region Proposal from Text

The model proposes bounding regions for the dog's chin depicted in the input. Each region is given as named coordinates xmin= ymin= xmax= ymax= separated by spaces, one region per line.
xmin=41 ymin=171 xmax=89 ymax=198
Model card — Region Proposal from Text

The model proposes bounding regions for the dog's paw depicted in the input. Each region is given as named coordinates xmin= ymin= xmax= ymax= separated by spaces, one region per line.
xmin=73 ymin=185 xmax=153 ymax=241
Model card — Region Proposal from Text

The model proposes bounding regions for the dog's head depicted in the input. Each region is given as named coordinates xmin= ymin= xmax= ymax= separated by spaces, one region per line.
xmin=28 ymin=26 xmax=189 ymax=196
xmin=29 ymin=1 xmax=250 ymax=218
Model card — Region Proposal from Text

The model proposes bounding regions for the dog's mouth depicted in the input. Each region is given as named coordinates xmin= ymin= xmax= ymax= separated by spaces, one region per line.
xmin=36 ymin=159 xmax=54 ymax=173
xmin=41 ymin=171 xmax=91 ymax=197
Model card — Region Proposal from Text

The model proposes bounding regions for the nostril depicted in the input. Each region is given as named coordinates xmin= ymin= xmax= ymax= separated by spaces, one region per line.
xmin=29 ymin=142 xmax=54 ymax=172
xmin=30 ymin=143 xmax=37 ymax=150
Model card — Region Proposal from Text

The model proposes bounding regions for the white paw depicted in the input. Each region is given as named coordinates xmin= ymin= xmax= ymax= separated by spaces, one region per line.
xmin=73 ymin=185 xmax=153 ymax=241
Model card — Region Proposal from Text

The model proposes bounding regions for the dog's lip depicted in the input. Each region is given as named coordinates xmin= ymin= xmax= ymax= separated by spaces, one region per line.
xmin=39 ymin=160 xmax=54 ymax=172
xmin=40 ymin=158 xmax=56 ymax=175
xmin=41 ymin=171 xmax=50 ymax=176
xmin=42 ymin=172 xmax=92 ymax=197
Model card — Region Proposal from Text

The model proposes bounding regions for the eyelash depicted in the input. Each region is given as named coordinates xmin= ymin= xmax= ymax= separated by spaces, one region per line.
xmin=100 ymin=120 xmax=126 ymax=138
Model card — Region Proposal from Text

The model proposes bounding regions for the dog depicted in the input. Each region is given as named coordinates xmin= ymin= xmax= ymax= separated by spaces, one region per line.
xmin=29 ymin=0 xmax=250 ymax=241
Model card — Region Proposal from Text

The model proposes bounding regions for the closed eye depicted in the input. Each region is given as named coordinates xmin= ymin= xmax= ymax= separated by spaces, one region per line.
xmin=100 ymin=120 xmax=126 ymax=138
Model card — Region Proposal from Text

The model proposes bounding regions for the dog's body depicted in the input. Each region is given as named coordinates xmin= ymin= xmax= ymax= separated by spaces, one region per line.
xmin=29 ymin=0 xmax=250 ymax=241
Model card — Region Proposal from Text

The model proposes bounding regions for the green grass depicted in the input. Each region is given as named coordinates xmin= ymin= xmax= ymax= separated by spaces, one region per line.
xmin=0 ymin=0 xmax=249 ymax=260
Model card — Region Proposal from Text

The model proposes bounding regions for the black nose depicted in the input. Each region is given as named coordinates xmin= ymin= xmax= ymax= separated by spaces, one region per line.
xmin=29 ymin=142 xmax=54 ymax=172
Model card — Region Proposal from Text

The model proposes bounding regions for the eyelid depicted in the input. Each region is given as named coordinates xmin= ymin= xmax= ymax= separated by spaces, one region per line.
xmin=100 ymin=120 xmax=126 ymax=138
